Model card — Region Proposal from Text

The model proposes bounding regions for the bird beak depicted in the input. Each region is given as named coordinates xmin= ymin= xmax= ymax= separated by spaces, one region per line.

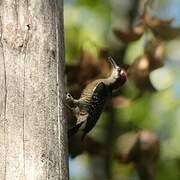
xmin=108 ymin=57 xmax=118 ymax=69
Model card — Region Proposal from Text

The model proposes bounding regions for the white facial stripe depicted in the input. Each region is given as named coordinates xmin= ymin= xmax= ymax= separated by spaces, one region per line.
xmin=120 ymin=69 xmax=124 ymax=76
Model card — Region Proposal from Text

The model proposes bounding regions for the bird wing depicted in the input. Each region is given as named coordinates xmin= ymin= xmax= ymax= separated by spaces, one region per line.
xmin=82 ymin=82 xmax=110 ymax=139
xmin=68 ymin=81 xmax=110 ymax=139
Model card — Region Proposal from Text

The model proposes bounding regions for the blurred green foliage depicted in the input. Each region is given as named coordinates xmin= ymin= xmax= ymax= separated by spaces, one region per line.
xmin=65 ymin=0 xmax=180 ymax=179
xmin=64 ymin=0 xmax=111 ymax=62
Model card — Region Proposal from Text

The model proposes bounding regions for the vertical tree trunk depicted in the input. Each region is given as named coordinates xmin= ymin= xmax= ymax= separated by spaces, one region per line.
xmin=0 ymin=0 xmax=69 ymax=179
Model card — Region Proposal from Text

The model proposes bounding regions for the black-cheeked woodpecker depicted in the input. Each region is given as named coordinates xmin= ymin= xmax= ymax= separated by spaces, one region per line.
xmin=66 ymin=57 xmax=127 ymax=140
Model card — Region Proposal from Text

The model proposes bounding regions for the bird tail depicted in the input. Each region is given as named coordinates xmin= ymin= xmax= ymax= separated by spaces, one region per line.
xmin=68 ymin=123 xmax=83 ymax=138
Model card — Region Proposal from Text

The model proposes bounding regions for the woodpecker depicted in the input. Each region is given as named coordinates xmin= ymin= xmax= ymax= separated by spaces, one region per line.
xmin=66 ymin=57 xmax=127 ymax=139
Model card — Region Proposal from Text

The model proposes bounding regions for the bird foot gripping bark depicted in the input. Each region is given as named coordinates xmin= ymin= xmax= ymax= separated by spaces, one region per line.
xmin=66 ymin=93 xmax=74 ymax=102
xmin=64 ymin=93 xmax=75 ymax=110
xmin=65 ymin=92 xmax=82 ymax=117
xmin=65 ymin=93 xmax=79 ymax=107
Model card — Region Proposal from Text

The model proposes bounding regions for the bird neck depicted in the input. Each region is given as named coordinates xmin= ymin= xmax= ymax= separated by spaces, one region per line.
xmin=106 ymin=69 xmax=118 ymax=84
xmin=106 ymin=68 xmax=127 ymax=90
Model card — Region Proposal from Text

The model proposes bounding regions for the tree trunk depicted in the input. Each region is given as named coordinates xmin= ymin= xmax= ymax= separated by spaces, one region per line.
xmin=0 ymin=0 xmax=69 ymax=179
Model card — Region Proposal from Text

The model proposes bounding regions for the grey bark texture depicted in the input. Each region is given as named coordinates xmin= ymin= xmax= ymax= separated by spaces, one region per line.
xmin=0 ymin=0 xmax=69 ymax=179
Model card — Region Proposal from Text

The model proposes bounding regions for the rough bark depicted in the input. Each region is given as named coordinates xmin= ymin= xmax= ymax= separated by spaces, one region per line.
xmin=0 ymin=0 xmax=69 ymax=179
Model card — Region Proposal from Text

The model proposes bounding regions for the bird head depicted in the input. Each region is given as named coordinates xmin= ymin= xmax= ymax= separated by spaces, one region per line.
xmin=108 ymin=57 xmax=127 ymax=88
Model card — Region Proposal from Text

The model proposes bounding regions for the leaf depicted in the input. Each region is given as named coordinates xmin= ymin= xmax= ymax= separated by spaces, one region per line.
xmin=142 ymin=11 xmax=174 ymax=27
xmin=115 ymin=132 xmax=139 ymax=163
xmin=66 ymin=49 xmax=100 ymax=97
xmin=129 ymin=40 xmax=165 ymax=92
xmin=129 ymin=55 xmax=156 ymax=92
xmin=115 ymin=131 xmax=160 ymax=163
xmin=142 ymin=11 xmax=180 ymax=41
xmin=66 ymin=49 xmax=102 ymax=85
xmin=129 ymin=55 xmax=150 ymax=81
xmin=144 ymin=40 xmax=164 ymax=70
xmin=113 ymin=23 xmax=145 ymax=43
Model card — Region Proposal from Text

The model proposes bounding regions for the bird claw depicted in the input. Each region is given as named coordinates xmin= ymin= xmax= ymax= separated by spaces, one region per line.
xmin=65 ymin=92 xmax=78 ymax=109
xmin=64 ymin=93 xmax=74 ymax=111
xmin=66 ymin=92 xmax=74 ymax=102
